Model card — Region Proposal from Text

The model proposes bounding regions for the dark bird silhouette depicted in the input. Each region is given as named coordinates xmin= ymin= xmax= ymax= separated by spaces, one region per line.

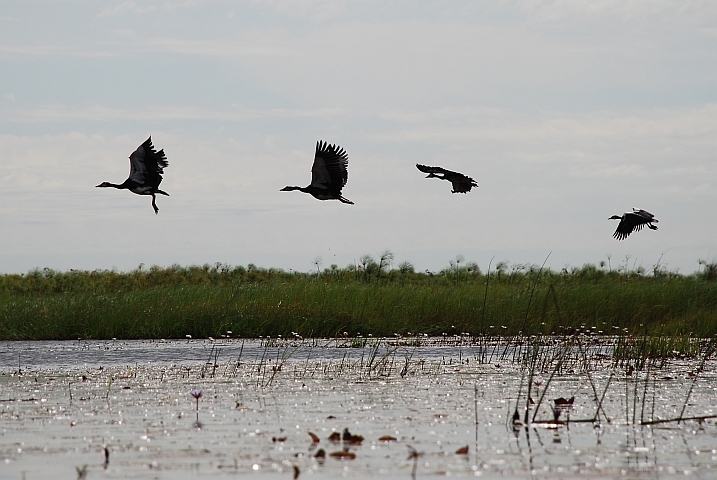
xmin=281 ymin=141 xmax=353 ymax=204
xmin=609 ymin=209 xmax=658 ymax=240
xmin=416 ymin=164 xmax=478 ymax=193
xmin=96 ymin=136 xmax=169 ymax=214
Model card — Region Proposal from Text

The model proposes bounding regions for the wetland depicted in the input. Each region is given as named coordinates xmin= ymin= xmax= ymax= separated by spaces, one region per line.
xmin=2 ymin=259 xmax=717 ymax=341
xmin=1 ymin=337 xmax=716 ymax=479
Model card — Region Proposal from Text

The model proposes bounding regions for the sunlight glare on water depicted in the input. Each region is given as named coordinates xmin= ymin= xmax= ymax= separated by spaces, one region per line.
xmin=0 ymin=338 xmax=716 ymax=479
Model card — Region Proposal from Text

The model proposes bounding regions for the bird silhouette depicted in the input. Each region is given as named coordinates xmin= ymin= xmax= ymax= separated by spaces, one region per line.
xmin=281 ymin=141 xmax=353 ymax=204
xmin=96 ymin=137 xmax=169 ymax=214
xmin=416 ymin=164 xmax=478 ymax=193
xmin=609 ymin=209 xmax=658 ymax=240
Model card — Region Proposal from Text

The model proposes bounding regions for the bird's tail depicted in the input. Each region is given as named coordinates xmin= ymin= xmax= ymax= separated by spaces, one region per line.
xmin=338 ymin=196 xmax=354 ymax=205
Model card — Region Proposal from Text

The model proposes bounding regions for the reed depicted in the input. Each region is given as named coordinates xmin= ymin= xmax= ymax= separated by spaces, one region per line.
xmin=1 ymin=260 xmax=717 ymax=340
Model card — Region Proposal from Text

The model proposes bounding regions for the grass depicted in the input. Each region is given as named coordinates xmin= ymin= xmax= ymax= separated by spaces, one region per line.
xmin=1 ymin=258 xmax=717 ymax=341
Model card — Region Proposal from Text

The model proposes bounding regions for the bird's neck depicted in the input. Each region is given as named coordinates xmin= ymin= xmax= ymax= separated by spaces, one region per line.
xmin=96 ymin=182 xmax=122 ymax=189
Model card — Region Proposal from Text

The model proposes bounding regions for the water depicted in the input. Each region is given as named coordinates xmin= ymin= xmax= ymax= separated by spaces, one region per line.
xmin=1 ymin=339 xmax=716 ymax=479
xmin=0 ymin=337 xmax=482 ymax=367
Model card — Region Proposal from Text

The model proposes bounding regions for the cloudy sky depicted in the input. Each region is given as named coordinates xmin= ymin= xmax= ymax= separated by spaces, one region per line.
xmin=1 ymin=0 xmax=716 ymax=274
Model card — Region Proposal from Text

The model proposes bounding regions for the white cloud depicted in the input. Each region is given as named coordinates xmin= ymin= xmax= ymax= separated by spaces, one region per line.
xmin=113 ymin=28 xmax=137 ymax=37
xmin=1 ymin=1 xmax=716 ymax=273
xmin=97 ymin=1 xmax=157 ymax=18
xmin=0 ymin=44 xmax=115 ymax=57
xmin=249 ymin=0 xmax=351 ymax=20
xmin=110 ymin=17 xmax=713 ymax=114
xmin=10 ymin=104 xmax=345 ymax=122
xmin=135 ymin=35 xmax=295 ymax=57
xmin=515 ymin=0 xmax=717 ymax=27
xmin=367 ymin=104 xmax=717 ymax=145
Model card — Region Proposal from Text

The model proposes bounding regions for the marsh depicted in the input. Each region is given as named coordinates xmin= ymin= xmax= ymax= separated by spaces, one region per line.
xmin=1 ymin=337 xmax=716 ymax=479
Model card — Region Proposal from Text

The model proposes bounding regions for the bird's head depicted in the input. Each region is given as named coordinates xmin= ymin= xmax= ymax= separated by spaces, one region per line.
xmin=608 ymin=215 xmax=622 ymax=220
xmin=96 ymin=182 xmax=111 ymax=188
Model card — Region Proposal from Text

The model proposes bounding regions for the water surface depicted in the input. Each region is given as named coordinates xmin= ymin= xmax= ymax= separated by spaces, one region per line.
xmin=1 ymin=339 xmax=715 ymax=479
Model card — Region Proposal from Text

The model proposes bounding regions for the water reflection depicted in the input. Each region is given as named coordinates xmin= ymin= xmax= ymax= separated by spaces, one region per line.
xmin=0 ymin=339 xmax=715 ymax=479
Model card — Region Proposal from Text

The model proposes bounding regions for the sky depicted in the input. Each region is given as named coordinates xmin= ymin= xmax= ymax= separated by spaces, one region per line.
xmin=1 ymin=0 xmax=716 ymax=275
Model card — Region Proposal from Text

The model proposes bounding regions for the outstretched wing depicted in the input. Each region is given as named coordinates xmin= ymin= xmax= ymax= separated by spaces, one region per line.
xmin=128 ymin=144 xmax=148 ymax=185
xmin=417 ymin=164 xmax=477 ymax=192
xmin=613 ymin=212 xmax=648 ymax=240
xmin=633 ymin=209 xmax=657 ymax=221
xmin=310 ymin=141 xmax=349 ymax=193
xmin=416 ymin=164 xmax=453 ymax=175
xmin=128 ymin=137 xmax=168 ymax=189
xmin=450 ymin=176 xmax=478 ymax=193
xmin=613 ymin=223 xmax=631 ymax=240
xmin=613 ymin=215 xmax=634 ymax=240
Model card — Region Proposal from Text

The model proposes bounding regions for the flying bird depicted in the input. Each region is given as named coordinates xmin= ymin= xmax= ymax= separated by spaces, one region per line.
xmin=281 ymin=141 xmax=353 ymax=204
xmin=609 ymin=209 xmax=658 ymax=240
xmin=96 ymin=136 xmax=169 ymax=214
xmin=416 ymin=164 xmax=478 ymax=193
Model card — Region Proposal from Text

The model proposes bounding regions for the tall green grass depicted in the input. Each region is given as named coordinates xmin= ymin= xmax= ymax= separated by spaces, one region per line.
xmin=1 ymin=260 xmax=716 ymax=340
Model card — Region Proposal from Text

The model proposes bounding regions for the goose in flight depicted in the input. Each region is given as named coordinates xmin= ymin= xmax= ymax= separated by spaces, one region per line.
xmin=609 ymin=209 xmax=658 ymax=240
xmin=416 ymin=164 xmax=478 ymax=193
xmin=96 ymin=136 xmax=169 ymax=214
xmin=281 ymin=141 xmax=353 ymax=204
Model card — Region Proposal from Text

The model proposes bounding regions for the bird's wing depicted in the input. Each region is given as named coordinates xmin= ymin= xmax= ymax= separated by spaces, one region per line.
xmin=129 ymin=137 xmax=168 ymax=189
xmin=416 ymin=164 xmax=452 ymax=175
xmin=310 ymin=155 xmax=332 ymax=190
xmin=128 ymin=144 xmax=149 ymax=185
xmin=449 ymin=173 xmax=478 ymax=192
xmin=614 ymin=212 xmax=648 ymax=240
xmin=417 ymin=164 xmax=476 ymax=188
xmin=613 ymin=215 xmax=634 ymax=240
xmin=311 ymin=141 xmax=349 ymax=192
xmin=633 ymin=209 xmax=656 ymax=221
xmin=628 ymin=211 xmax=651 ymax=228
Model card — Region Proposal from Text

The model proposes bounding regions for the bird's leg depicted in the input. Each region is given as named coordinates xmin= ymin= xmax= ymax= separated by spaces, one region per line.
xmin=151 ymin=194 xmax=159 ymax=214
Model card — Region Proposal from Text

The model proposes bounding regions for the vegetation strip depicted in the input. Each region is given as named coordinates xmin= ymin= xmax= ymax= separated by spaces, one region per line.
xmin=1 ymin=258 xmax=717 ymax=340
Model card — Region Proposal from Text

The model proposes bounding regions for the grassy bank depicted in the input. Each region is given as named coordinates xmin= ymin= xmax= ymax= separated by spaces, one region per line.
xmin=1 ymin=259 xmax=717 ymax=340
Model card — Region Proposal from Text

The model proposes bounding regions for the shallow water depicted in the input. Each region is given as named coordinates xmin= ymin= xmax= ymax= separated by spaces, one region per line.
xmin=1 ymin=339 xmax=716 ymax=479
xmin=0 ymin=337 xmax=482 ymax=367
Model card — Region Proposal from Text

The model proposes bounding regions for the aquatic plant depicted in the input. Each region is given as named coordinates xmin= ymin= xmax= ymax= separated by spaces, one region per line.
xmin=75 ymin=464 xmax=88 ymax=479
xmin=190 ymin=389 xmax=204 ymax=423
xmin=2 ymin=258 xmax=717 ymax=340
xmin=4 ymin=338 xmax=716 ymax=479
